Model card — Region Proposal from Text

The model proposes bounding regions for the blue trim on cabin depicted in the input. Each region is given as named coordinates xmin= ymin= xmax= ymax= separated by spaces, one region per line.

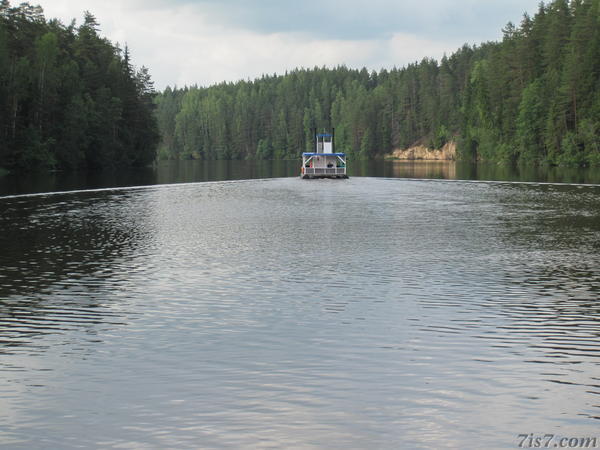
xmin=316 ymin=133 xmax=332 ymax=138
xmin=302 ymin=153 xmax=345 ymax=156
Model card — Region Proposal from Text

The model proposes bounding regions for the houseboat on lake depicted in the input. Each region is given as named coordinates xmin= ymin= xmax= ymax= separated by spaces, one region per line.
xmin=301 ymin=129 xmax=348 ymax=179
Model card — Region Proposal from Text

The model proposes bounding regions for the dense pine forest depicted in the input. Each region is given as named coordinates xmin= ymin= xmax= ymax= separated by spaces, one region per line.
xmin=156 ymin=0 xmax=600 ymax=166
xmin=0 ymin=1 xmax=159 ymax=171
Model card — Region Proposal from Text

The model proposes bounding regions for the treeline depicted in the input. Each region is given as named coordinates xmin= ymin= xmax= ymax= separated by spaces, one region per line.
xmin=0 ymin=1 xmax=159 ymax=171
xmin=156 ymin=0 xmax=600 ymax=165
xmin=155 ymin=60 xmax=466 ymax=161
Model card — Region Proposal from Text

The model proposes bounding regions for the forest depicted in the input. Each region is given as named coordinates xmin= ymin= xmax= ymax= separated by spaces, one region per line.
xmin=0 ymin=1 xmax=159 ymax=171
xmin=155 ymin=0 xmax=600 ymax=166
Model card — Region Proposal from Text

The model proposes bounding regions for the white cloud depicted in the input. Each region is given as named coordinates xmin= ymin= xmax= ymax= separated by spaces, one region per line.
xmin=37 ymin=0 xmax=534 ymax=90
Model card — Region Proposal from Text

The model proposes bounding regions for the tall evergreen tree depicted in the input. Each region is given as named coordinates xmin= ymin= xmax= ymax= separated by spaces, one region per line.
xmin=0 ymin=2 xmax=159 ymax=171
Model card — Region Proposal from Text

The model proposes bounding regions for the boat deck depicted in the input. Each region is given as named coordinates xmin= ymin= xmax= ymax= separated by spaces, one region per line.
xmin=301 ymin=152 xmax=348 ymax=179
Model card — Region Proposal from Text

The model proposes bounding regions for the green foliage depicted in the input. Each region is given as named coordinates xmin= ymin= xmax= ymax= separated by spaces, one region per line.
xmin=460 ymin=0 xmax=600 ymax=165
xmin=359 ymin=129 xmax=373 ymax=160
xmin=578 ymin=119 xmax=600 ymax=164
xmin=255 ymin=138 xmax=272 ymax=160
xmin=557 ymin=131 xmax=585 ymax=166
xmin=433 ymin=124 xmax=450 ymax=149
xmin=516 ymin=80 xmax=545 ymax=163
xmin=0 ymin=2 xmax=159 ymax=170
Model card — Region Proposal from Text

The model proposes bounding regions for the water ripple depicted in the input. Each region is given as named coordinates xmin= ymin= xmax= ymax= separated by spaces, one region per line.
xmin=1 ymin=178 xmax=600 ymax=448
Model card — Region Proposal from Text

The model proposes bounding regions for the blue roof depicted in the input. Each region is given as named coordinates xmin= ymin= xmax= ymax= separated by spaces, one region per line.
xmin=316 ymin=133 xmax=332 ymax=137
xmin=303 ymin=153 xmax=345 ymax=156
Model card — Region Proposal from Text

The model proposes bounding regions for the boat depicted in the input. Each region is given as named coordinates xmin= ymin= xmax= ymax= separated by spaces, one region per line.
xmin=301 ymin=129 xmax=348 ymax=179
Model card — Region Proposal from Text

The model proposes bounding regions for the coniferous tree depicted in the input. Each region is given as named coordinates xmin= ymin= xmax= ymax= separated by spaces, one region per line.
xmin=0 ymin=2 xmax=159 ymax=171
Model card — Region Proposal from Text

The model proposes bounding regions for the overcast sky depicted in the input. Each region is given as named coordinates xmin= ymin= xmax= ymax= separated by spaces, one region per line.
xmin=40 ymin=0 xmax=542 ymax=90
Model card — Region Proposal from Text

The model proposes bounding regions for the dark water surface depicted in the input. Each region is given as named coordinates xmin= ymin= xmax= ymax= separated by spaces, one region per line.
xmin=3 ymin=160 xmax=600 ymax=196
xmin=1 ymin=163 xmax=600 ymax=448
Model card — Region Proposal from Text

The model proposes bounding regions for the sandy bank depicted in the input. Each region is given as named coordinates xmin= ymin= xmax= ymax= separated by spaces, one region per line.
xmin=387 ymin=141 xmax=456 ymax=161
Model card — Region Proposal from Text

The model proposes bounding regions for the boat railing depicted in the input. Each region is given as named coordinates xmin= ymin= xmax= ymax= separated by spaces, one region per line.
xmin=303 ymin=167 xmax=346 ymax=175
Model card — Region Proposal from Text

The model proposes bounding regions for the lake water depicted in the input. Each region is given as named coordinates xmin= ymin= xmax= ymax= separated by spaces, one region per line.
xmin=3 ymin=160 xmax=600 ymax=196
xmin=1 ymin=162 xmax=600 ymax=448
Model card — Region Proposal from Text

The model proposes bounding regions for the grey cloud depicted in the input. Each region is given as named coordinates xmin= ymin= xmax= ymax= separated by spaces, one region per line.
xmin=168 ymin=0 xmax=542 ymax=41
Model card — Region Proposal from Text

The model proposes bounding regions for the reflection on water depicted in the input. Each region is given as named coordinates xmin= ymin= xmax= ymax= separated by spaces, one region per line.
xmin=354 ymin=160 xmax=600 ymax=184
xmin=3 ymin=159 xmax=600 ymax=197
xmin=0 ymin=160 xmax=301 ymax=197
xmin=1 ymin=178 xmax=600 ymax=448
